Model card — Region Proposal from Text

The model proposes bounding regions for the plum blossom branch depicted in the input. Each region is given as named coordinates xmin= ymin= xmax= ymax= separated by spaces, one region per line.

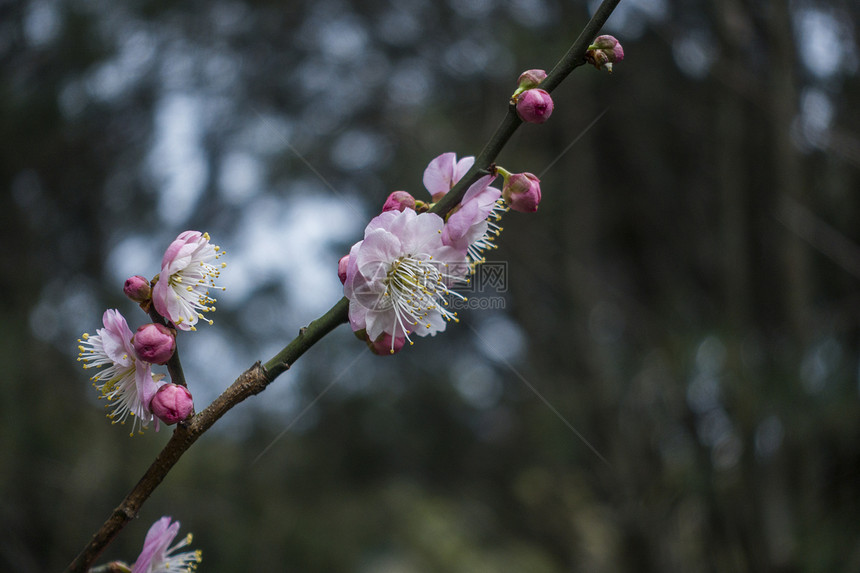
xmin=433 ymin=0 xmax=622 ymax=218
xmin=66 ymin=364 xmax=267 ymax=573
xmin=66 ymin=1 xmax=623 ymax=570
xmin=67 ymin=300 xmax=346 ymax=571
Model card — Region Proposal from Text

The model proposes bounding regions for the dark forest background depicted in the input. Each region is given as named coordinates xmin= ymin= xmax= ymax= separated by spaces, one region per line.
xmin=3 ymin=0 xmax=860 ymax=571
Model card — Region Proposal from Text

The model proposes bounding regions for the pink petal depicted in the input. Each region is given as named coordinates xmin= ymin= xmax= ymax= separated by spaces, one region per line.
xmin=133 ymin=517 xmax=179 ymax=573
xmin=454 ymin=156 xmax=475 ymax=183
xmin=160 ymin=231 xmax=203 ymax=273
xmin=422 ymin=152 xmax=457 ymax=198
xmin=399 ymin=212 xmax=446 ymax=254
xmin=460 ymin=174 xmax=498 ymax=205
xmin=101 ymin=309 xmax=134 ymax=366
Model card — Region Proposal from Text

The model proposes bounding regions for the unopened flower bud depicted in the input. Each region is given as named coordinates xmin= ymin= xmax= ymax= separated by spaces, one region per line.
xmin=517 ymin=69 xmax=547 ymax=90
xmin=502 ymin=172 xmax=542 ymax=212
xmin=149 ymin=383 xmax=194 ymax=425
xmin=338 ymin=255 xmax=350 ymax=285
xmin=367 ymin=332 xmax=406 ymax=356
xmin=516 ymin=89 xmax=554 ymax=124
xmin=124 ymin=275 xmax=151 ymax=303
xmin=586 ymin=35 xmax=624 ymax=72
xmin=382 ymin=190 xmax=416 ymax=213
xmin=132 ymin=323 xmax=175 ymax=365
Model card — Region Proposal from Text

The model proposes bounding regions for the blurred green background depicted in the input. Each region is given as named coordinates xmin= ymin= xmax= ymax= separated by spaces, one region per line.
xmin=3 ymin=0 xmax=860 ymax=571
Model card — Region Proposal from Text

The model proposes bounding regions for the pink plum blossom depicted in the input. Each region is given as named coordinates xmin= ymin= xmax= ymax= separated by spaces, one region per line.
xmin=152 ymin=231 xmax=225 ymax=332
xmin=441 ymin=174 xmax=505 ymax=265
xmin=77 ymin=309 xmax=161 ymax=435
xmin=421 ymin=153 xmax=507 ymax=267
xmin=422 ymin=152 xmax=475 ymax=202
xmin=343 ymin=209 xmax=469 ymax=348
xmin=131 ymin=516 xmax=201 ymax=573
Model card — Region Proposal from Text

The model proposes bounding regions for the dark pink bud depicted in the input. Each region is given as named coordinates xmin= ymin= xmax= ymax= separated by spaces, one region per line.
xmin=338 ymin=255 xmax=350 ymax=285
xmin=517 ymin=69 xmax=547 ymax=90
xmin=503 ymin=172 xmax=542 ymax=213
xmin=368 ymin=333 xmax=406 ymax=356
xmin=149 ymin=383 xmax=194 ymax=425
xmin=132 ymin=323 xmax=176 ymax=365
xmin=382 ymin=191 xmax=416 ymax=213
xmin=516 ymin=89 xmax=554 ymax=124
xmin=123 ymin=275 xmax=151 ymax=303
xmin=586 ymin=35 xmax=624 ymax=72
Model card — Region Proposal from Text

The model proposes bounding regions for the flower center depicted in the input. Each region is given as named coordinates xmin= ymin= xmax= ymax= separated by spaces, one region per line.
xmin=383 ymin=253 xmax=466 ymax=343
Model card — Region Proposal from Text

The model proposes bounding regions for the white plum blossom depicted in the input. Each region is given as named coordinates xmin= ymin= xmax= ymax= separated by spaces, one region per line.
xmin=152 ymin=231 xmax=225 ymax=331
xmin=343 ymin=208 xmax=469 ymax=352
xmin=77 ymin=309 xmax=160 ymax=435
xmin=131 ymin=516 xmax=201 ymax=573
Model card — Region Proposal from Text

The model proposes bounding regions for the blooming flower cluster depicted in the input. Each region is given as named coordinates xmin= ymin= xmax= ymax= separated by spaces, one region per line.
xmin=342 ymin=143 xmax=544 ymax=354
xmin=78 ymin=231 xmax=223 ymax=434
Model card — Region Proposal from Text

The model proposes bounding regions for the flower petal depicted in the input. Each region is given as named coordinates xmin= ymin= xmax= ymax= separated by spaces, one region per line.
xmin=422 ymin=152 xmax=457 ymax=198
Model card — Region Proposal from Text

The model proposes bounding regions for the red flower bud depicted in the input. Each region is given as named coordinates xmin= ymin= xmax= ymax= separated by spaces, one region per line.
xmin=515 ymin=89 xmax=554 ymax=124
xmin=502 ymin=172 xmax=542 ymax=212
xmin=368 ymin=332 xmax=406 ymax=356
xmin=337 ymin=255 xmax=350 ymax=285
xmin=150 ymin=383 xmax=194 ymax=425
xmin=586 ymin=35 xmax=624 ymax=72
xmin=382 ymin=190 xmax=416 ymax=213
xmin=123 ymin=275 xmax=151 ymax=303
xmin=517 ymin=69 xmax=547 ymax=90
xmin=132 ymin=323 xmax=175 ymax=365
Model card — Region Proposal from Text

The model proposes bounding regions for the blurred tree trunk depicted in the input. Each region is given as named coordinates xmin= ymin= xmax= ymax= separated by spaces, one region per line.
xmin=713 ymin=0 xmax=752 ymax=333
xmin=768 ymin=0 xmax=811 ymax=342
